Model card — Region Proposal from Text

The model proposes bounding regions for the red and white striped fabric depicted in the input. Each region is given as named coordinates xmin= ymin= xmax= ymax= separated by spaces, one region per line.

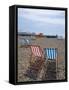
xmin=31 ymin=46 xmax=43 ymax=57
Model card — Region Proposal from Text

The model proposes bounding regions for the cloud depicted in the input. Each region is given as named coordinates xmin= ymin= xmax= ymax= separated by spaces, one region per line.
xmin=18 ymin=8 xmax=65 ymax=25
xmin=18 ymin=8 xmax=65 ymax=37
xmin=18 ymin=8 xmax=65 ymax=17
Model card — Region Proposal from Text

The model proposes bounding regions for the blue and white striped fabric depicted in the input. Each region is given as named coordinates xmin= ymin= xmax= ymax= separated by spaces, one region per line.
xmin=44 ymin=48 xmax=57 ymax=60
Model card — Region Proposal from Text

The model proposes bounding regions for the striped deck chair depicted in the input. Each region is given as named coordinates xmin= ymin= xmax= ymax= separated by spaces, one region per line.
xmin=43 ymin=48 xmax=57 ymax=80
xmin=44 ymin=48 xmax=57 ymax=60
xmin=25 ymin=45 xmax=44 ymax=80
xmin=30 ymin=45 xmax=44 ymax=66
xmin=31 ymin=45 xmax=43 ymax=57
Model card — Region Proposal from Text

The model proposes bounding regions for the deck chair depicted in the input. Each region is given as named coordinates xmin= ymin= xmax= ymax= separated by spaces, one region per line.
xmin=43 ymin=48 xmax=58 ymax=80
xmin=25 ymin=45 xmax=45 ymax=80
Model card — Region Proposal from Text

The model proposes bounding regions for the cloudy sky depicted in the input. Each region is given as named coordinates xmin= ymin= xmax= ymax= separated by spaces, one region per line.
xmin=18 ymin=8 xmax=65 ymax=37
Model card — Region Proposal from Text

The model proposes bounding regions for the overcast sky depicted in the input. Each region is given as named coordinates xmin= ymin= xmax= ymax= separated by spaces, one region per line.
xmin=18 ymin=8 xmax=65 ymax=37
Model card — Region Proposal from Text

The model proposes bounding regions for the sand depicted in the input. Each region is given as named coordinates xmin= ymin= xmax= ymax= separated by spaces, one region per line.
xmin=17 ymin=36 xmax=65 ymax=82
